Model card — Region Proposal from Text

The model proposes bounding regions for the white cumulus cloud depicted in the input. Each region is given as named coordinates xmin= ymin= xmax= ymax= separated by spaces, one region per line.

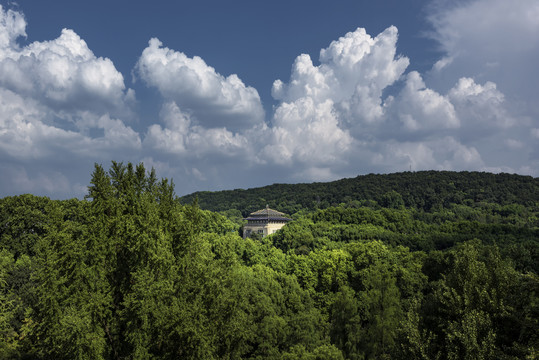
xmin=272 ymin=26 xmax=409 ymax=127
xmin=0 ymin=6 xmax=140 ymax=197
xmin=144 ymin=101 xmax=251 ymax=159
xmin=136 ymin=38 xmax=264 ymax=131
xmin=261 ymin=25 xmax=492 ymax=181
xmin=259 ymin=21 xmax=536 ymax=182
xmin=263 ymin=26 xmax=410 ymax=179
xmin=0 ymin=5 xmax=26 ymax=49
xmin=261 ymin=98 xmax=353 ymax=166
xmin=448 ymin=77 xmax=515 ymax=131
xmin=0 ymin=8 xmax=133 ymax=117
xmin=385 ymin=71 xmax=458 ymax=135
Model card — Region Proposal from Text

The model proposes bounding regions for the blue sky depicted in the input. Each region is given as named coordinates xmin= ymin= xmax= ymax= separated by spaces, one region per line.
xmin=0 ymin=0 xmax=538 ymax=198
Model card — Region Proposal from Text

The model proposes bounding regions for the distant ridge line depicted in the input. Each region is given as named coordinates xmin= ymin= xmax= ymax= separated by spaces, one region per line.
xmin=179 ymin=170 xmax=538 ymax=216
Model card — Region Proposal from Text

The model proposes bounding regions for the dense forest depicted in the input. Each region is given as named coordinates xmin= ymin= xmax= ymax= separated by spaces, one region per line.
xmin=180 ymin=171 xmax=537 ymax=216
xmin=1 ymin=163 xmax=537 ymax=359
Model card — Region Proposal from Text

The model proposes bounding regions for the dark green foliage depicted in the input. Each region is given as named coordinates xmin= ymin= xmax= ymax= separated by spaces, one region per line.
xmin=0 ymin=167 xmax=537 ymax=359
xmin=180 ymin=171 xmax=539 ymax=215
xmin=0 ymin=194 xmax=55 ymax=258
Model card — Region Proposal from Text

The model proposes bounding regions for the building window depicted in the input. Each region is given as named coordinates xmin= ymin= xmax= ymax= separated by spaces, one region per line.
xmin=258 ymin=229 xmax=264 ymax=234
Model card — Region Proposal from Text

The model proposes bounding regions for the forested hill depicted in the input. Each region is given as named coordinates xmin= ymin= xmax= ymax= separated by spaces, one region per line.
xmin=180 ymin=171 xmax=538 ymax=216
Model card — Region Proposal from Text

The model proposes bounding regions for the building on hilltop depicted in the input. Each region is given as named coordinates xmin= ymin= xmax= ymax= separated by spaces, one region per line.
xmin=243 ymin=206 xmax=292 ymax=239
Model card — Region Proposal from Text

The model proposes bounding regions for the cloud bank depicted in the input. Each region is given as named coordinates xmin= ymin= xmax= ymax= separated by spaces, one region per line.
xmin=0 ymin=1 xmax=537 ymax=199
xmin=0 ymin=5 xmax=140 ymax=197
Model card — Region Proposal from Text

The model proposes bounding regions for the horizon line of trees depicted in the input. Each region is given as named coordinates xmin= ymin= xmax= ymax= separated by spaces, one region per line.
xmin=181 ymin=170 xmax=538 ymax=216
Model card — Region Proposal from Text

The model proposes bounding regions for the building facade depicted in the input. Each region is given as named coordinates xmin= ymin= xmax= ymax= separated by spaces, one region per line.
xmin=243 ymin=206 xmax=292 ymax=238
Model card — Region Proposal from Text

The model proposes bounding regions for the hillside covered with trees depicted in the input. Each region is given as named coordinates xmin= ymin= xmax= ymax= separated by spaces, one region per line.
xmin=1 ymin=163 xmax=537 ymax=359
xmin=180 ymin=171 xmax=537 ymax=216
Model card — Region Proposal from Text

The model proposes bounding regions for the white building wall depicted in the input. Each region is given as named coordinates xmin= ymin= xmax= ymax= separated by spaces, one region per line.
xmin=243 ymin=222 xmax=288 ymax=238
